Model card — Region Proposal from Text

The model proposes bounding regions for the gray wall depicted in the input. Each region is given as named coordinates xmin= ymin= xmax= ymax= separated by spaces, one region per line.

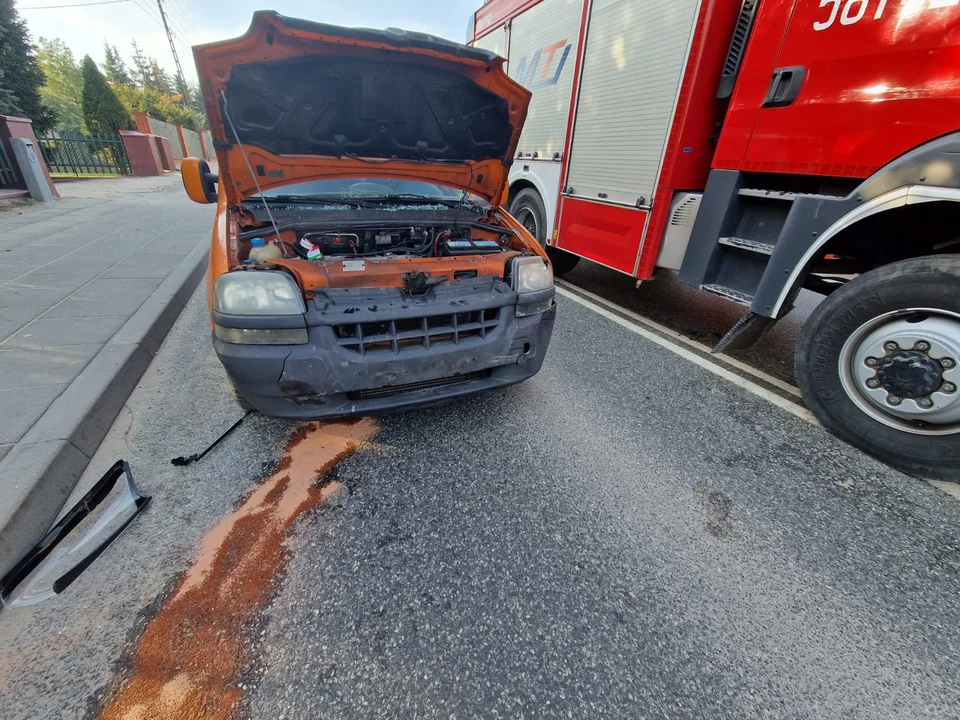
xmin=148 ymin=117 xmax=184 ymax=159
xmin=182 ymin=127 xmax=204 ymax=159
xmin=203 ymin=130 xmax=215 ymax=159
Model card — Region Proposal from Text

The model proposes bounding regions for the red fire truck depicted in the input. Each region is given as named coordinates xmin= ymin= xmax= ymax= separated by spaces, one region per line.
xmin=468 ymin=0 xmax=960 ymax=478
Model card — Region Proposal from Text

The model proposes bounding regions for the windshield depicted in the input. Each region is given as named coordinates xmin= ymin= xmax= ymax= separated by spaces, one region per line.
xmin=251 ymin=178 xmax=490 ymax=207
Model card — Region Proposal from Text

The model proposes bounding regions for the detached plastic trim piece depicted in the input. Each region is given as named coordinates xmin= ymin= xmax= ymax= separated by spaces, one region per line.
xmin=0 ymin=460 xmax=150 ymax=608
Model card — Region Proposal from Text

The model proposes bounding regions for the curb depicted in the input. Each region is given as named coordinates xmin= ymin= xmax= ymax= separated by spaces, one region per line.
xmin=0 ymin=242 xmax=209 ymax=579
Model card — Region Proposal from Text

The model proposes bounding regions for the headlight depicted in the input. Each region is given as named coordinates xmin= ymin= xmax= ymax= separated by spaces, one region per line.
xmin=512 ymin=256 xmax=554 ymax=294
xmin=511 ymin=257 xmax=555 ymax=317
xmin=213 ymin=271 xmax=305 ymax=316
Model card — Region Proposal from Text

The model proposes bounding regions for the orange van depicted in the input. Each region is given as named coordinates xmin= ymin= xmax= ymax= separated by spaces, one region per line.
xmin=182 ymin=12 xmax=555 ymax=418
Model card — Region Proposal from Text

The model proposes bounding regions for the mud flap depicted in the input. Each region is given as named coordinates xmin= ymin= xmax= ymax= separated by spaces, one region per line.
xmin=713 ymin=311 xmax=775 ymax=353
xmin=0 ymin=460 xmax=150 ymax=609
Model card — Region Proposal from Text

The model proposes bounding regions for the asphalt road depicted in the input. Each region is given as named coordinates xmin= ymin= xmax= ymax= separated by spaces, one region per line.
xmin=562 ymin=258 xmax=824 ymax=387
xmin=2 ymin=278 xmax=960 ymax=719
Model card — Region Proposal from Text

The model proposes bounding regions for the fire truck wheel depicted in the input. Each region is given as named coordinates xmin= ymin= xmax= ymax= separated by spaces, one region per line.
xmin=509 ymin=188 xmax=580 ymax=276
xmin=796 ymin=255 xmax=960 ymax=480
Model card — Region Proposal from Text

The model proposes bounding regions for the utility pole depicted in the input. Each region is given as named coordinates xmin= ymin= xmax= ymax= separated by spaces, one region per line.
xmin=155 ymin=0 xmax=202 ymax=131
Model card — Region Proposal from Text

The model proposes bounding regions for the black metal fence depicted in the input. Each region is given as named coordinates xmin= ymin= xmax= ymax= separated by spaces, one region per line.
xmin=37 ymin=132 xmax=132 ymax=176
xmin=0 ymin=141 xmax=19 ymax=186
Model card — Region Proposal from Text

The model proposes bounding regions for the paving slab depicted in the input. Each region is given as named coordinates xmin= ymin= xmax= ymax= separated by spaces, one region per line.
xmin=4 ymin=315 xmax=128 ymax=349
xmin=0 ymin=344 xmax=102 ymax=388
xmin=8 ymin=271 xmax=99 ymax=288
xmin=0 ymin=285 xmax=76 ymax=308
xmin=100 ymin=253 xmax=182 ymax=279
xmin=0 ymin=385 xmax=68 ymax=443
xmin=44 ymin=278 xmax=163 ymax=318
xmin=0 ymin=307 xmax=44 ymax=336
xmin=0 ymin=266 xmax=32 ymax=282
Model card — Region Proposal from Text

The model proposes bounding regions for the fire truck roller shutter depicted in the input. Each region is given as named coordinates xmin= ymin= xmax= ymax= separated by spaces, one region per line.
xmin=564 ymin=0 xmax=701 ymax=207
xmin=473 ymin=24 xmax=507 ymax=58
xmin=507 ymin=0 xmax=583 ymax=162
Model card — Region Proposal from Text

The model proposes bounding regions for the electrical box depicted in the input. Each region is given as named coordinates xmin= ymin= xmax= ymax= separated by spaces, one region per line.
xmin=10 ymin=138 xmax=53 ymax=202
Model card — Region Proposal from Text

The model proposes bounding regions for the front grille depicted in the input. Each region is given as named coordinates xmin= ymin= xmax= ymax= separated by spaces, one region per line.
xmin=348 ymin=370 xmax=491 ymax=400
xmin=334 ymin=308 xmax=500 ymax=355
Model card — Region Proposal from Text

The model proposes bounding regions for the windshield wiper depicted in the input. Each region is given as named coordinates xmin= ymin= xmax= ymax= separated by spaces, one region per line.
xmin=244 ymin=195 xmax=365 ymax=208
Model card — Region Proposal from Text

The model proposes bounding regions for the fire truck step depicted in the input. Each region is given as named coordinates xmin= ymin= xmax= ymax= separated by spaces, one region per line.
xmin=700 ymin=284 xmax=754 ymax=307
xmin=738 ymin=188 xmax=838 ymax=202
xmin=737 ymin=188 xmax=801 ymax=201
xmin=718 ymin=236 xmax=775 ymax=255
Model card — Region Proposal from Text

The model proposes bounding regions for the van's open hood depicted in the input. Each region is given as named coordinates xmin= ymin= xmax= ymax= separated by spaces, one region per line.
xmin=193 ymin=12 xmax=531 ymax=208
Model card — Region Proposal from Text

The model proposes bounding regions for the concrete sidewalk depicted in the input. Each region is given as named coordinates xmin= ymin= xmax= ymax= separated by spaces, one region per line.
xmin=0 ymin=173 xmax=214 ymax=576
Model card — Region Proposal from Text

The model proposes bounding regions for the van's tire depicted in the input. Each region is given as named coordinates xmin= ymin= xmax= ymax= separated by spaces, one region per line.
xmin=795 ymin=255 xmax=960 ymax=480
xmin=509 ymin=188 xmax=580 ymax=276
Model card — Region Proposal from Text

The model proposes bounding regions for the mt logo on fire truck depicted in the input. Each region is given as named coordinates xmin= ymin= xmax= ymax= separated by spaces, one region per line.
xmin=511 ymin=39 xmax=572 ymax=89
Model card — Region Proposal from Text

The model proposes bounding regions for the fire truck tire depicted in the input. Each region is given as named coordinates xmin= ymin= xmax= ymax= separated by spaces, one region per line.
xmin=509 ymin=188 xmax=580 ymax=276
xmin=796 ymin=255 xmax=960 ymax=480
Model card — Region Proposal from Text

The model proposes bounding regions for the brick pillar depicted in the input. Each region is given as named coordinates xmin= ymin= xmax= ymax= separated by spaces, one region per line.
xmin=175 ymin=124 xmax=190 ymax=158
xmin=118 ymin=130 xmax=163 ymax=176
xmin=154 ymin=136 xmax=176 ymax=171
xmin=0 ymin=115 xmax=59 ymax=197
xmin=132 ymin=111 xmax=153 ymax=135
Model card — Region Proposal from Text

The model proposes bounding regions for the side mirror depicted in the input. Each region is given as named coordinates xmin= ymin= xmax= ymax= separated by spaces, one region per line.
xmin=182 ymin=157 xmax=218 ymax=204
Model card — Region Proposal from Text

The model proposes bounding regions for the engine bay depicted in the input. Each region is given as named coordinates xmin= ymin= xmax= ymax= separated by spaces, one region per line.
xmin=237 ymin=223 xmax=512 ymax=264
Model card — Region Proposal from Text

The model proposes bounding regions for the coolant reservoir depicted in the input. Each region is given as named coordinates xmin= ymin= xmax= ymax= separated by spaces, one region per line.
xmin=248 ymin=238 xmax=282 ymax=262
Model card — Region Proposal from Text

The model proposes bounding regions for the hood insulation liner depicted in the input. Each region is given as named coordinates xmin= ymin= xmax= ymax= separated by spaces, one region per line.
xmin=222 ymin=56 xmax=515 ymax=164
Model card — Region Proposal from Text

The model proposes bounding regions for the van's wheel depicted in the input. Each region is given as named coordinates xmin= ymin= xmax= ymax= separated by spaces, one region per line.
xmin=796 ymin=255 xmax=960 ymax=480
xmin=509 ymin=188 xmax=580 ymax=276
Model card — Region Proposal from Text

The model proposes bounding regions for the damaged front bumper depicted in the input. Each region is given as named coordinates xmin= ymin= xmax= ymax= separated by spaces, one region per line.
xmin=212 ymin=276 xmax=556 ymax=419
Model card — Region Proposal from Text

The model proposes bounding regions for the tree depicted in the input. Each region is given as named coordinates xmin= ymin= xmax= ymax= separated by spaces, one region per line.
xmin=109 ymin=40 xmax=203 ymax=131
xmin=173 ymin=73 xmax=189 ymax=99
xmin=112 ymin=82 xmax=196 ymax=130
xmin=130 ymin=40 xmax=150 ymax=88
xmin=81 ymin=55 xmax=131 ymax=134
xmin=186 ymin=85 xmax=207 ymax=130
xmin=154 ymin=91 xmax=195 ymax=129
xmin=36 ymin=38 xmax=84 ymax=131
xmin=0 ymin=66 xmax=20 ymax=116
xmin=145 ymin=58 xmax=173 ymax=94
xmin=103 ymin=42 xmax=133 ymax=87
xmin=0 ymin=0 xmax=55 ymax=132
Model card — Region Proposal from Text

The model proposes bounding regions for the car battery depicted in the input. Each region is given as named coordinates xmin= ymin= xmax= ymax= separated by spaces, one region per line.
xmin=440 ymin=238 xmax=503 ymax=256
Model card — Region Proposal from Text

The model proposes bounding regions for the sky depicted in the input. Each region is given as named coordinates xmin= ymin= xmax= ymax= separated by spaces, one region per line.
xmin=16 ymin=0 xmax=482 ymax=85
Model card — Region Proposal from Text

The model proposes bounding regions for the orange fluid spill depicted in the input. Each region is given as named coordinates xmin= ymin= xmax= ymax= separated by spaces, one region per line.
xmin=99 ymin=419 xmax=377 ymax=720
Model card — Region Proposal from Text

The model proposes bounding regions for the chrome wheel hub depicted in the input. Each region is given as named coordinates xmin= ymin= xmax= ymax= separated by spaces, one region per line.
xmin=839 ymin=309 xmax=960 ymax=435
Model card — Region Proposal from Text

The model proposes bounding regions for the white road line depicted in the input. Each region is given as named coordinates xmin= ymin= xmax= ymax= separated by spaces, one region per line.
xmin=556 ymin=286 xmax=819 ymax=426
xmin=558 ymin=279 xmax=803 ymax=398
xmin=928 ymin=481 xmax=960 ymax=502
